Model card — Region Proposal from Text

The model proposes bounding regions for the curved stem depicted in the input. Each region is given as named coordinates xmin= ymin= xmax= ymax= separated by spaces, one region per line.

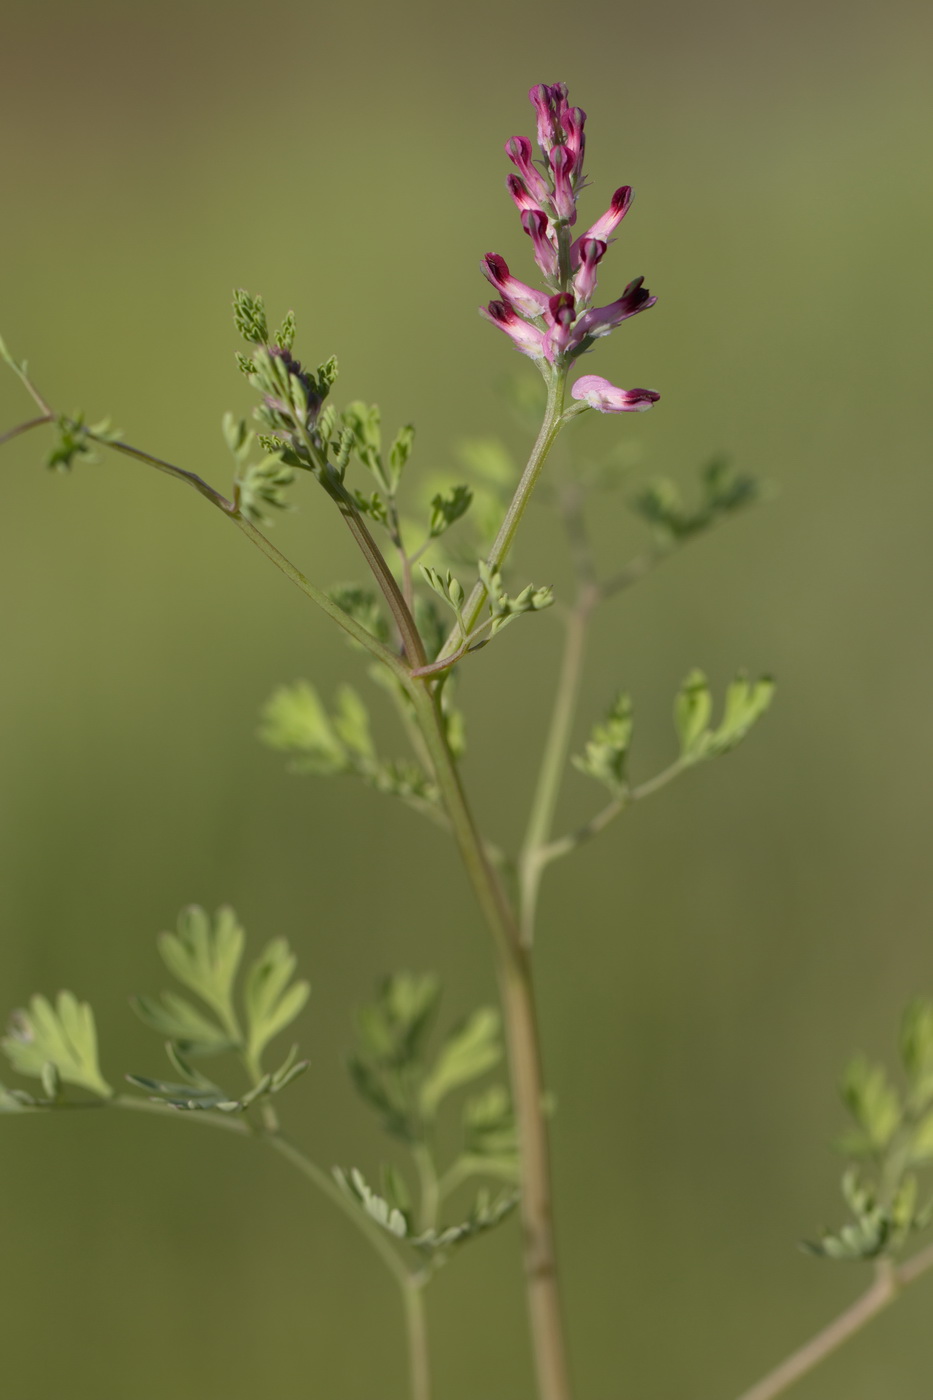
xmin=0 ymin=414 xmax=53 ymax=447
xmin=82 ymin=434 xmax=409 ymax=676
xmin=734 ymin=1259 xmax=905 ymax=1400
xmin=112 ymin=1096 xmax=431 ymax=1399
xmin=539 ymin=760 xmax=687 ymax=866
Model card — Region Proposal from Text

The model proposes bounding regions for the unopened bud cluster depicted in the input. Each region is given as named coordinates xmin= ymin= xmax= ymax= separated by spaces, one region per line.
xmin=481 ymin=82 xmax=660 ymax=414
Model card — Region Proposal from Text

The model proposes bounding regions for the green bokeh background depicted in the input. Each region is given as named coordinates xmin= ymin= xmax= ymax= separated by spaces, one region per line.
xmin=2 ymin=1 xmax=932 ymax=1395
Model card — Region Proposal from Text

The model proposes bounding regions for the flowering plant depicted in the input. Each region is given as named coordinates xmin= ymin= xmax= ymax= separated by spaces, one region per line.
xmin=2 ymin=80 xmax=932 ymax=1400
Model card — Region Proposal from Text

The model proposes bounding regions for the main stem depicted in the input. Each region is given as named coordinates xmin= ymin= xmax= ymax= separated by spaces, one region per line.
xmin=408 ymin=681 xmax=573 ymax=1400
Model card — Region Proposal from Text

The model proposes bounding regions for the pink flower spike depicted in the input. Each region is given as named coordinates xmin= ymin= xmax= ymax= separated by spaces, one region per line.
xmin=572 ymin=277 xmax=656 ymax=345
xmin=573 ymin=237 xmax=606 ymax=304
xmin=480 ymin=299 xmax=547 ymax=361
xmin=481 ymin=253 xmax=549 ymax=319
xmin=521 ymin=208 xmax=559 ymax=279
xmin=548 ymin=145 xmax=577 ymax=223
xmin=571 ymin=375 xmax=660 ymax=413
xmin=583 ymin=186 xmax=633 ymax=243
xmin=504 ymin=136 xmax=551 ymax=205
xmin=543 ymin=292 xmax=576 ymax=361
xmin=529 ymin=82 xmax=570 ymax=153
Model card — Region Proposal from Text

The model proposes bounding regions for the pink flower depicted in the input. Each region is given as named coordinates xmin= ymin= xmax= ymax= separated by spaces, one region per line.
xmin=521 ymin=209 xmax=559 ymax=280
xmin=543 ymin=293 xmax=576 ymax=361
xmin=562 ymin=106 xmax=587 ymax=181
xmin=579 ymin=186 xmax=633 ymax=246
xmin=504 ymin=136 xmax=552 ymax=206
xmin=529 ymin=82 xmax=570 ymax=154
xmin=481 ymin=254 xmax=549 ymax=319
xmin=572 ymin=237 xmax=606 ymax=305
xmin=548 ymin=145 xmax=577 ymax=223
xmin=480 ymin=299 xmax=547 ymax=361
xmin=572 ymin=277 xmax=656 ymax=345
xmin=571 ymin=375 xmax=660 ymax=413
xmin=480 ymin=84 xmax=658 ymax=398
xmin=506 ymin=174 xmax=541 ymax=216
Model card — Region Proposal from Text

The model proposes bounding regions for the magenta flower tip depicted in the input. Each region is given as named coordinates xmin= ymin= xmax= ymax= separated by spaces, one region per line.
xmin=571 ymin=375 xmax=660 ymax=413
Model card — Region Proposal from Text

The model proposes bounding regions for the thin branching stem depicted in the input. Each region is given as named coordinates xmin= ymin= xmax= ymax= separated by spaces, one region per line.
xmin=436 ymin=370 xmax=567 ymax=664
xmin=0 ymin=414 xmax=53 ymax=447
xmin=731 ymin=1249 xmax=933 ymax=1400
xmin=538 ymin=760 xmax=687 ymax=866
xmin=111 ymin=1096 xmax=432 ymax=1400
xmin=76 ymin=434 xmax=410 ymax=676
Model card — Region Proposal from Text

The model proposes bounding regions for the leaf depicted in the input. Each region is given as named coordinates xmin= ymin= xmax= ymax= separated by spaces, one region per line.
xmin=331 ymin=687 xmax=376 ymax=763
xmin=420 ymin=1008 xmax=502 ymax=1117
xmin=410 ymin=1189 xmax=519 ymax=1255
xmin=356 ymin=974 xmax=441 ymax=1067
xmin=420 ymin=566 xmax=466 ymax=619
xmin=233 ymin=288 xmax=268 ymax=345
xmin=460 ymin=1084 xmax=521 ymax=1182
xmin=125 ymin=1070 xmax=236 ymax=1112
xmin=243 ymin=938 xmax=310 ymax=1063
xmin=258 ymin=681 xmax=348 ymax=774
xmin=429 ymin=485 xmax=473 ymax=537
xmin=902 ymin=999 xmax=933 ymax=1105
xmin=477 ymin=562 xmax=553 ymax=637
xmin=327 ymin=584 xmax=391 ymax=649
xmin=631 ymin=458 xmax=759 ymax=543
xmin=2 ymin=992 xmax=112 ymax=1098
xmin=334 ymin=1167 xmax=409 ymax=1238
xmin=841 ymin=1056 xmax=901 ymax=1153
xmin=573 ymin=693 xmax=634 ymax=797
xmin=341 ymin=402 xmax=385 ymax=487
xmin=388 ymin=424 xmax=415 ymax=491
xmin=157 ymin=906 xmax=245 ymax=1041
xmin=674 ymin=670 xmax=774 ymax=765
xmin=675 ymin=669 xmax=713 ymax=760
xmin=708 ymin=674 xmax=775 ymax=755
xmin=275 ymin=309 xmax=297 ymax=350
xmin=132 ymin=992 xmax=236 ymax=1055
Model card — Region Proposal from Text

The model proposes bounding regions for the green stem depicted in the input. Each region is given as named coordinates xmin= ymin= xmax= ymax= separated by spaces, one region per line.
xmin=412 ymin=1141 xmax=441 ymax=1234
xmin=538 ymin=760 xmax=687 ymax=867
xmin=405 ymin=679 xmax=573 ymax=1400
xmin=85 ymin=435 xmax=409 ymax=676
xmin=322 ymin=470 xmax=427 ymax=668
xmin=518 ymin=592 xmax=597 ymax=947
xmin=402 ymin=1275 xmax=432 ymax=1400
xmin=731 ymin=1252 xmax=933 ymax=1400
xmin=114 ymin=1096 xmax=432 ymax=1400
xmin=436 ymin=371 xmax=567 ymax=664
xmin=0 ymin=414 xmax=53 ymax=447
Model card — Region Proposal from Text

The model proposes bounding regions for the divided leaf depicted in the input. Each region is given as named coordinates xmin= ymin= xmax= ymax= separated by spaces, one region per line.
xmin=243 ymin=939 xmax=311 ymax=1063
xmin=157 ymin=905 xmax=245 ymax=1040
xmin=460 ymin=1084 xmax=521 ymax=1183
xmin=259 ymin=680 xmax=437 ymax=806
xmin=675 ymin=670 xmax=774 ymax=765
xmin=573 ymin=693 xmax=634 ymax=798
xmin=2 ymin=992 xmax=112 ymax=1098
xmin=632 ymin=457 xmax=759 ymax=544
xmin=420 ymin=1009 xmax=502 ymax=1118
xmin=429 ymin=485 xmax=473 ymax=537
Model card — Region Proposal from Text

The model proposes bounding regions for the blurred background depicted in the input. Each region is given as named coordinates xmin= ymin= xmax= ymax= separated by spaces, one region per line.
xmin=1 ymin=0 xmax=932 ymax=1396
